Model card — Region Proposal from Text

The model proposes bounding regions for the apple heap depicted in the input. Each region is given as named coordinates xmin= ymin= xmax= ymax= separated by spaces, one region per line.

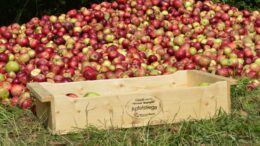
xmin=0 ymin=0 xmax=259 ymax=108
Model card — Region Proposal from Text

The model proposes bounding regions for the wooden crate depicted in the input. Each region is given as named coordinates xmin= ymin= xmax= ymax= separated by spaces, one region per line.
xmin=27 ymin=70 xmax=236 ymax=134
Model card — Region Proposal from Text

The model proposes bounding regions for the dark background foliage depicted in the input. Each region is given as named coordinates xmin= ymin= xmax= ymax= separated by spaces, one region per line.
xmin=0 ymin=0 xmax=259 ymax=26
xmin=0 ymin=0 xmax=109 ymax=26
xmin=212 ymin=0 xmax=260 ymax=10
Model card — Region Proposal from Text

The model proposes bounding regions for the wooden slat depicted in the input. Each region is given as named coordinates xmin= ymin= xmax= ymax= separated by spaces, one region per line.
xmin=189 ymin=70 xmax=237 ymax=85
xmin=27 ymin=83 xmax=53 ymax=102
xmin=37 ymin=71 xmax=188 ymax=97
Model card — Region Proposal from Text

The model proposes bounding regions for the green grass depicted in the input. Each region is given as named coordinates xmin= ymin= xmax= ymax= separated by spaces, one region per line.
xmin=0 ymin=79 xmax=260 ymax=145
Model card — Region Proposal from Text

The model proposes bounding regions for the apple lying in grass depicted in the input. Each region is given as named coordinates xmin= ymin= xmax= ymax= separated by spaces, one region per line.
xmin=10 ymin=96 xmax=19 ymax=106
xmin=19 ymin=98 xmax=32 ymax=109
xmin=0 ymin=87 xmax=10 ymax=99
xmin=247 ymin=80 xmax=260 ymax=90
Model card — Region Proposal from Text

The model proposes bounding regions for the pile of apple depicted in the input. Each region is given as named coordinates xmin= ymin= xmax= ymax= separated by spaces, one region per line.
xmin=0 ymin=0 xmax=259 ymax=109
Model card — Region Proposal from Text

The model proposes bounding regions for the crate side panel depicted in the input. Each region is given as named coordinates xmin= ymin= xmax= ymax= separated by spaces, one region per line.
xmin=27 ymin=83 xmax=53 ymax=102
xmin=42 ymin=71 xmax=189 ymax=97
xmin=51 ymin=82 xmax=230 ymax=134
xmin=35 ymin=98 xmax=50 ymax=124
xmin=187 ymin=70 xmax=236 ymax=86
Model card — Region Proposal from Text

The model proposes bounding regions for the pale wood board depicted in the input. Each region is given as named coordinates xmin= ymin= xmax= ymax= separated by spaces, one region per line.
xmin=27 ymin=70 xmax=235 ymax=134
xmin=40 ymin=70 xmax=189 ymax=99
xmin=51 ymin=82 xmax=229 ymax=134
xmin=27 ymin=83 xmax=53 ymax=102
xmin=187 ymin=70 xmax=237 ymax=85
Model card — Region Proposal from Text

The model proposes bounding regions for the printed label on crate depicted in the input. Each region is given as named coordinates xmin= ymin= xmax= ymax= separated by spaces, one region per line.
xmin=126 ymin=95 xmax=162 ymax=118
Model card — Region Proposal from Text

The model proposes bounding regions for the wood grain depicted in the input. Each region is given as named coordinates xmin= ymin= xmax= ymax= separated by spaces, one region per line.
xmin=27 ymin=70 xmax=235 ymax=134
